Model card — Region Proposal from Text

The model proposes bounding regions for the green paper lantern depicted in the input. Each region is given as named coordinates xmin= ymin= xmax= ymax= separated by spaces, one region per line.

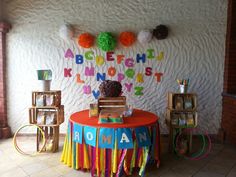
xmin=97 ymin=32 xmax=116 ymax=51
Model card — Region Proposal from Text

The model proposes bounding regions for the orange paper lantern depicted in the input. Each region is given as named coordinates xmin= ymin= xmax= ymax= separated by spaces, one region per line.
xmin=119 ymin=31 xmax=136 ymax=47
xmin=78 ymin=33 xmax=94 ymax=48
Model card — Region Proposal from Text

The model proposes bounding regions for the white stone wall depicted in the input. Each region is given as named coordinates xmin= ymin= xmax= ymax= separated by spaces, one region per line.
xmin=3 ymin=0 xmax=227 ymax=134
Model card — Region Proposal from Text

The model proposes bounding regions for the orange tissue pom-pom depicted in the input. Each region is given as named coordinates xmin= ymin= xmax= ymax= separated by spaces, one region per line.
xmin=119 ymin=31 xmax=136 ymax=47
xmin=78 ymin=33 xmax=94 ymax=48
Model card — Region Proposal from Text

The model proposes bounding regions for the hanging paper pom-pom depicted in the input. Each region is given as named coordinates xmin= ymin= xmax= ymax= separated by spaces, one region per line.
xmin=119 ymin=31 xmax=136 ymax=47
xmin=97 ymin=32 xmax=116 ymax=51
xmin=137 ymin=30 xmax=153 ymax=44
xmin=59 ymin=24 xmax=74 ymax=41
xmin=78 ymin=33 xmax=94 ymax=48
xmin=153 ymin=25 xmax=169 ymax=40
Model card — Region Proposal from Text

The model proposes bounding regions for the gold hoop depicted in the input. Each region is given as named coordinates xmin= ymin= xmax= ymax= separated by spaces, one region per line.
xmin=13 ymin=124 xmax=46 ymax=156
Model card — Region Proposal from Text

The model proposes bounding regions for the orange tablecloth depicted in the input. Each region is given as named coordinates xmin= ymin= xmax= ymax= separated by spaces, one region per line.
xmin=61 ymin=109 xmax=160 ymax=177
xmin=70 ymin=109 xmax=158 ymax=128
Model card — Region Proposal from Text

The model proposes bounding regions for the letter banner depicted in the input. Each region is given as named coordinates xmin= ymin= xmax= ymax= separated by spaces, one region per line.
xmin=117 ymin=128 xmax=133 ymax=149
xmin=98 ymin=128 xmax=115 ymax=149
xmin=84 ymin=126 xmax=97 ymax=147
xmin=135 ymin=126 xmax=151 ymax=147
xmin=73 ymin=123 xmax=83 ymax=144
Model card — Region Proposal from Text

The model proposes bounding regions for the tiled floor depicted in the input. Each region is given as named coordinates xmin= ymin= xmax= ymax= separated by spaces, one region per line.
xmin=0 ymin=137 xmax=236 ymax=177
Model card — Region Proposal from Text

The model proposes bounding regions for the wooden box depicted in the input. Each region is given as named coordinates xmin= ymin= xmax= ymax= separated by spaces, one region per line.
xmin=37 ymin=126 xmax=59 ymax=152
xmin=98 ymin=96 xmax=126 ymax=113
xmin=167 ymin=92 xmax=197 ymax=111
xmin=166 ymin=108 xmax=198 ymax=128
xmin=29 ymin=106 xmax=64 ymax=126
xmin=32 ymin=91 xmax=61 ymax=107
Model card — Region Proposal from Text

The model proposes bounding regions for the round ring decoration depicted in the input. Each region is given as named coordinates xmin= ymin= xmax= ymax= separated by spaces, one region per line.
xmin=78 ymin=33 xmax=95 ymax=48
xmin=13 ymin=124 xmax=46 ymax=156
xmin=97 ymin=32 xmax=116 ymax=51
xmin=174 ymin=129 xmax=205 ymax=160
xmin=119 ymin=31 xmax=136 ymax=47
xmin=173 ymin=128 xmax=211 ymax=160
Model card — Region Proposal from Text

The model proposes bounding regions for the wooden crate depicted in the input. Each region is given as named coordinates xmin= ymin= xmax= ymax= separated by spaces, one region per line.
xmin=37 ymin=126 xmax=59 ymax=152
xmin=166 ymin=108 xmax=198 ymax=128
xmin=29 ymin=106 xmax=64 ymax=126
xmin=167 ymin=92 xmax=197 ymax=111
xmin=32 ymin=90 xmax=61 ymax=107
xmin=98 ymin=96 xmax=126 ymax=113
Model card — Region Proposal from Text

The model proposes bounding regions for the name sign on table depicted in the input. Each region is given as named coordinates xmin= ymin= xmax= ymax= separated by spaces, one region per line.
xmin=72 ymin=123 xmax=153 ymax=149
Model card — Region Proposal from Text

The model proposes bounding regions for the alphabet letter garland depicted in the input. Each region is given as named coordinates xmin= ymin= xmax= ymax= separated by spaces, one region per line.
xmin=73 ymin=123 xmax=153 ymax=149
xmin=64 ymin=48 xmax=164 ymax=98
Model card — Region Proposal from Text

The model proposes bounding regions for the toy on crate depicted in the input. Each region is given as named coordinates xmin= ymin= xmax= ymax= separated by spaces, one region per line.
xmin=37 ymin=69 xmax=52 ymax=91
xmin=177 ymin=79 xmax=189 ymax=93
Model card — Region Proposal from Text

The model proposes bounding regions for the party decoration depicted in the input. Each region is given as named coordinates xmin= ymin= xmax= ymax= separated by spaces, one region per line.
xmin=119 ymin=31 xmax=136 ymax=47
xmin=155 ymin=73 xmax=163 ymax=82
xmin=137 ymin=30 xmax=152 ymax=44
xmin=78 ymin=33 xmax=94 ymax=48
xmin=136 ymin=73 xmax=144 ymax=83
xmin=85 ymin=66 xmax=95 ymax=76
xmin=76 ymin=74 xmax=85 ymax=83
xmin=124 ymin=83 xmax=133 ymax=92
xmin=64 ymin=48 xmax=74 ymax=59
xmin=136 ymin=53 xmax=146 ymax=63
xmin=99 ymin=128 xmax=115 ymax=149
xmin=64 ymin=68 xmax=72 ymax=77
xmin=85 ymin=51 xmax=94 ymax=60
xmin=134 ymin=87 xmax=144 ymax=96
xmin=76 ymin=54 xmax=84 ymax=64
xmin=125 ymin=69 xmax=135 ymax=78
xmin=156 ymin=51 xmax=164 ymax=61
xmin=84 ymin=126 xmax=97 ymax=147
xmin=71 ymin=124 xmax=155 ymax=148
xmin=108 ymin=67 xmax=116 ymax=77
xmin=125 ymin=58 xmax=134 ymax=67
xmin=106 ymin=52 xmax=115 ymax=61
xmin=59 ymin=24 xmax=74 ymax=41
xmin=99 ymin=80 xmax=122 ymax=97
xmin=117 ymin=128 xmax=133 ymax=149
xmin=95 ymin=56 xmax=105 ymax=66
xmin=153 ymin=25 xmax=168 ymax=40
xmin=117 ymin=73 xmax=125 ymax=82
xmin=97 ymin=32 xmax=116 ymax=51
xmin=145 ymin=67 xmax=152 ymax=76
xmin=73 ymin=123 xmax=83 ymax=144
xmin=97 ymin=73 xmax=106 ymax=81
xmin=92 ymin=90 xmax=100 ymax=99
xmin=147 ymin=49 xmax=155 ymax=59
xmin=64 ymin=48 xmax=166 ymax=96
xmin=83 ymin=85 xmax=91 ymax=94
xmin=135 ymin=127 xmax=151 ymax=147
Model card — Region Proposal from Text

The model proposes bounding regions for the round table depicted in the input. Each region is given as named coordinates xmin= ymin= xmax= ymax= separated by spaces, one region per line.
xmin=61 ymin=109 xmax=160 ymax=177
xmin=70 ymin=109 xmax=158 ymax=128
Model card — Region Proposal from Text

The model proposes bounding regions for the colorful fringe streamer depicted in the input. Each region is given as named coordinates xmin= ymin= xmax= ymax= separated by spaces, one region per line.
xmin=116 ymin=149 xmax=127 ymax=177
xmin=60 ymin=122 xmax=161 ymax=176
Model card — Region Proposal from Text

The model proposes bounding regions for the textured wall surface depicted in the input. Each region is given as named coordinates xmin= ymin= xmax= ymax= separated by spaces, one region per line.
xmin=3 ymin=0 xmax=227 ymax=133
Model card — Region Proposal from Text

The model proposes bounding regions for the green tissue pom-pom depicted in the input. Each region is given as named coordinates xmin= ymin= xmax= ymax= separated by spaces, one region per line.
xmin=97 ymin=32 xmax=116 ymax=51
